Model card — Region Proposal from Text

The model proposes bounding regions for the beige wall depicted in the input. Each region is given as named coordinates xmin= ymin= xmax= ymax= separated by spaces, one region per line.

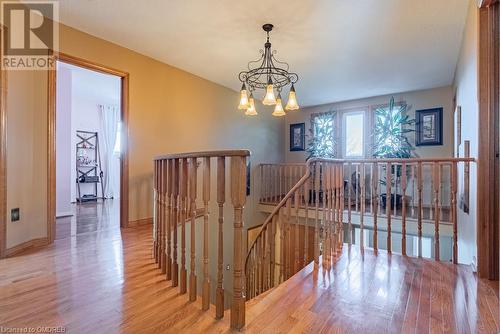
xmin=6 ymin=70 xmax=48 ymax=248
xmin=453 ymin=0 xmax=477 ymax=267
xmin=284 ymin=86 xmax=455 ymax=163
xmin=5 ymin=22 xmax=285 ymax=249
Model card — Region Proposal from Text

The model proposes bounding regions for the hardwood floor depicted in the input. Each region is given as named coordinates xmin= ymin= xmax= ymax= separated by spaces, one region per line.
xmin=0 ymin=222 xmax=498 ymax=333
xmin=56 ymin=200 xmax=119 ymax=240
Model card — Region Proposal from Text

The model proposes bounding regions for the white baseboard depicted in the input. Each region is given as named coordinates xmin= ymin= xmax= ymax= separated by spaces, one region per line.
xmin=56 ymin=212 xmax=73 ymax=218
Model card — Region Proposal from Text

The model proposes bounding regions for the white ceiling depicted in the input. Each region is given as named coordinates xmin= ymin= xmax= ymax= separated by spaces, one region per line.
xmin=58 ymin=0 xmax=469 ymax=107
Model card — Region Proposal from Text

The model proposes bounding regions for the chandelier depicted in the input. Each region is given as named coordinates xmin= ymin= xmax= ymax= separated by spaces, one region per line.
xmin=237 ymin=24 xmax=300 ymax=116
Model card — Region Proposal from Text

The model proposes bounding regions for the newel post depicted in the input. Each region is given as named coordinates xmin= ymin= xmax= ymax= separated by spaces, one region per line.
xmin=230 ymin=156 xmax=247 ymax=329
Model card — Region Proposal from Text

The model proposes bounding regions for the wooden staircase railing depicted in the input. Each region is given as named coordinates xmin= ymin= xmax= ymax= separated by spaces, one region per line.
xmin=246 ymin=159 xmax=345 ymax=300
xmin=153 ymin=150 xmax=249 ymax=330
xmin=247 ymin=157 xmax=475 ymax=301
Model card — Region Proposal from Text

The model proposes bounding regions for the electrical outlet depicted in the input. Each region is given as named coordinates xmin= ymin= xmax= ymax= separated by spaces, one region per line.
xmin=225 ymin=264 xmax=230 ymax=271
xmin=11 ymin=208 xmax=20 ymax=222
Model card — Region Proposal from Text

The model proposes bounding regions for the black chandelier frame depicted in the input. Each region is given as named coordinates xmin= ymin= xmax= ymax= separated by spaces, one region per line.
xmin=238 ymin=24 xmax=299 ymax=93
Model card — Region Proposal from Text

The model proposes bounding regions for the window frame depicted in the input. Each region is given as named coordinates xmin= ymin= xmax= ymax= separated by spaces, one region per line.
xmin=342 ymin=110 xmax=366 ymax=159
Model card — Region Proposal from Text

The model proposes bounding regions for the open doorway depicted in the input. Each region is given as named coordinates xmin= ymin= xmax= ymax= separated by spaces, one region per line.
xmin=55 ymin=60 xmax=122 ymax=239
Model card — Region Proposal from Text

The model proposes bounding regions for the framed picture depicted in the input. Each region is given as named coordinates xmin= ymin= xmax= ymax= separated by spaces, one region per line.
xmin=416 ymin=107 xmax=443 ymax=146
xmin=290 ymin=123 xmax=305 ymax=151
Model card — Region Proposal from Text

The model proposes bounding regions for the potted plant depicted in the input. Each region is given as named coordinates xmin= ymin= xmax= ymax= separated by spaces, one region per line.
xmin=372 ymin=97 xmax=415 ymax=209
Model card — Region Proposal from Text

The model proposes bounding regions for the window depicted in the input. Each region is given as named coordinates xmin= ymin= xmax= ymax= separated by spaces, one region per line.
xmin=113 ymin=122 xmax=122 ymax=156
xmin=309 ymin=112 xmax=335 ymax=158
xmin=343 ymin=111 xmax=364 ymax=158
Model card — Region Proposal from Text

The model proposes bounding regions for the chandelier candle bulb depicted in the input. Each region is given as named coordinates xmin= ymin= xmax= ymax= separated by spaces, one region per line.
xmin=272 ymin=93 xmax=286 ymax=117
xmin=245 ymin=94 xmax=258 ymax=116
xmin=238 ymin=83 xmax=250 ymax=110
xmin=262 ymin=80 xmax=277 ymax=105
xmin=285 ymin=84 xmax=299 ymax=111
xmin=237 ymin=23 xmax=299 ymax=115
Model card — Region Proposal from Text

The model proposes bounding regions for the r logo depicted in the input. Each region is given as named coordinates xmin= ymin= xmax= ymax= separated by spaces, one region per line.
xmin=3 ymin=2 xmax=54 ymax=55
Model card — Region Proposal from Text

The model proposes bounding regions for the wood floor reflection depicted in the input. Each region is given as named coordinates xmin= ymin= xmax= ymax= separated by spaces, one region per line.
xmin=0 ymin=221 xmax=498 ymax=333
xmin=56 ymin=200 xmax=119 ymax=240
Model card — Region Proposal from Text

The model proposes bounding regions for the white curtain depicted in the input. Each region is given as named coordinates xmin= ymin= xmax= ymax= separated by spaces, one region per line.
xmin=98 ymin=104 xmax=120 ymax=199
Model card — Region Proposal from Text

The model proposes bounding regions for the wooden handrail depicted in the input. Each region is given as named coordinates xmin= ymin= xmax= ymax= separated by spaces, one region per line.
xmin=154 ymin=149 xmax=250 ymax=160
xmin=334 ymin=157 xmax=476 ymax=163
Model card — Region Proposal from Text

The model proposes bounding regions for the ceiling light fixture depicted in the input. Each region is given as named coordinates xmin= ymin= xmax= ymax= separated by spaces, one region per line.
xmin=238 ymin=23 xmax=299 ymax=116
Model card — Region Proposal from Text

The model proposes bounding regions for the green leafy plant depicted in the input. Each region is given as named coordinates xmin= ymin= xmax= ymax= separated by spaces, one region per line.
xmin=306 ymin=112 xmax=336 ymax=160
xmin=373 ymin=97 xmax=415 ymax=159
xmin=372 ymin=97 xmax=415 ymax=208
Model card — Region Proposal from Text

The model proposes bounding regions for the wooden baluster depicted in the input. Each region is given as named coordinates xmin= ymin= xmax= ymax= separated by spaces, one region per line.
xmin=158 ymin=160 xmax=163 ymax=265
xmin=401 ymin=163 xmax=407 ymax=256
xmin=330 ymin=164 xmax=336 ymax=257
xmin=202 ymin=157 xmax=211 ymax=309
xmin=279 ymin=208 xmax=285 ymax=282
xmin=332 ymin=164 xmax=338 ymax=258
xmin=314 ymin=162 xmax=320 ymax=269
xmin=330 ymin=164 xmax=335 ymax=261
xmin=429 ymin=164 xmax=433 ymax=220
xmin=258 ymin=236 xmax=262 ymax=293
xmin=360 ymin=163 xmax=365 ymax=249
xmin=440 ymin=164 xmax=444 ymax=222
xmin=166 ymin=159 xmax=172 ymax=280
xmin=265 ymin=226 xmax=271 ymax=290
xmin=278 ymin=165 xmax=282 ymax=201
xmin=386 ymin=162 xmax=392 ymax=253
xmin=347 ymin=162 xmax=352 ymax=244
xmin=451 ymin=162 xmax=458 ymax=264
xmin=417 ymin=162 xmax=423 ymax=257
xmin=372 ymin=163 xmax=379 ymax=252
xmin=338 ymin=163 xmax=344 ymax=250
xmin=411 ymin=165 xmax=416 ymax=218
xmin=270 ymin=215 xmax=276 ymax=287
xmin=230 ymin=156 xmax=246 ymax=330
xmin=259 ymin=165 xmax=263 ymax=203
xmin=294 ymin=189 xmax=300 ymax=273
xmin=464 ymin=141 xmax=470 ymax=212
xmin=369 ymin=164 xmax=373 ymax=215
xmin=285 ymin=197 xmax=292 ymax=278
xmin=188 ymin=158 xmax=198 ymax=302
xmin=393 ymin=164 xmax=398 ymax=217
xmin=153 ymin=161 xmax=158 ymax=262
xmin=433 ymin=162 xmax=441 ymax=261
xmin=179 ymin=159 xmax=188 ymax=294
xmin=272 ymin=165 xmax=277 ymax=203
xmin=216 ymin=157 xmax=225 ymax=318
xmin=303 ymin=171 xmax=310 ymax=265
xmin=355 ymin=164 xmax=359 ymax=213
xmin=160 ymin=159 xmax=167 ymax=273
xmin=322 ymin=164 xmax=329 ymax=269
xmin=172 ymin=159 xmax=179 ymax=286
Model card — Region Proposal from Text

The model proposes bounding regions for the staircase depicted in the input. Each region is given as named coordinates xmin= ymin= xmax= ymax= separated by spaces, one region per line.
xmin=152 ymin=151 xmax=476 ymax=330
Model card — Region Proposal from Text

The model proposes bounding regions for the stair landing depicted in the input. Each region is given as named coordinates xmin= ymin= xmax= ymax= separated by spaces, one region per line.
xmin=242 ymin=246 xmax=499 ymax=334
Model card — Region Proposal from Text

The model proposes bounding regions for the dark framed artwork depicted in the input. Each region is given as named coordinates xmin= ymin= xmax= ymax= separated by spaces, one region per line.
xmin=290 ymin=123 xmax=305 ymax=151
xmin=415 ymin=107 xmax=443 ymax=146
